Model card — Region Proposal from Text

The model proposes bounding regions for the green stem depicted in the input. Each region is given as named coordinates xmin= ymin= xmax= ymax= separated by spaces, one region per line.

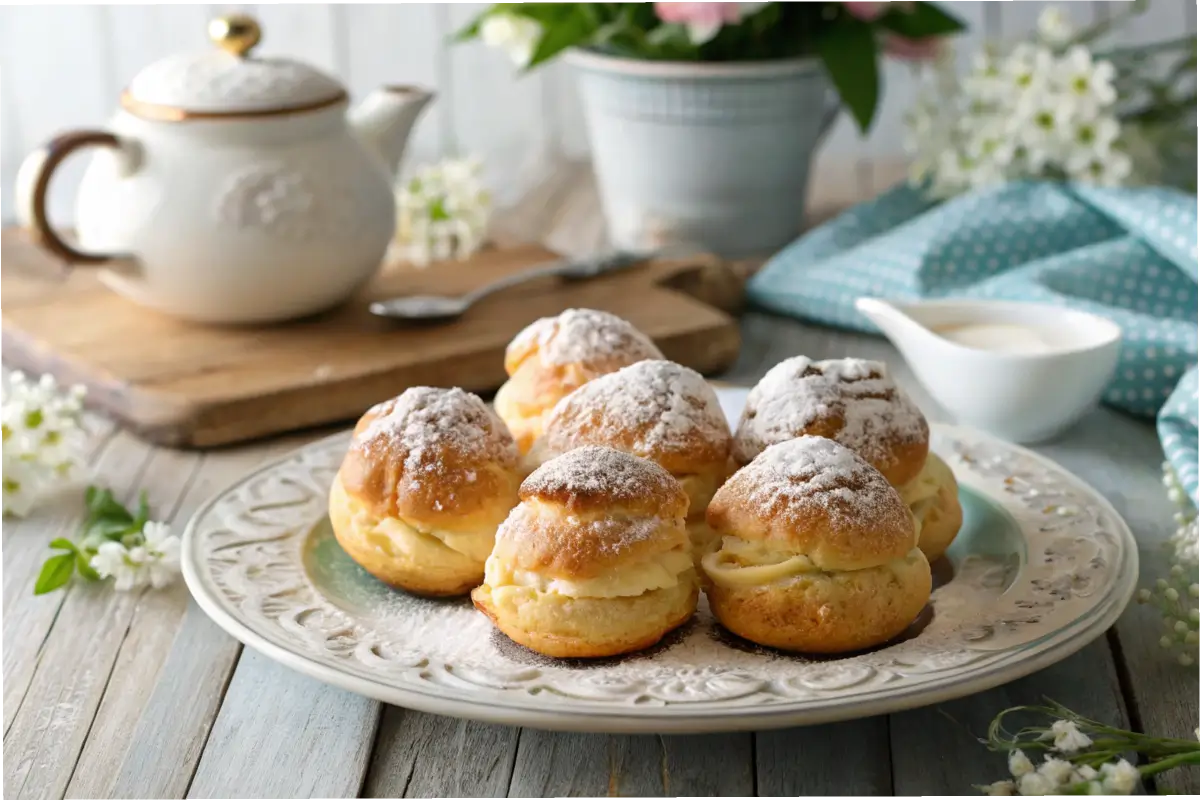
xmin=1140 ymin=750 xmax=1200 ymax=778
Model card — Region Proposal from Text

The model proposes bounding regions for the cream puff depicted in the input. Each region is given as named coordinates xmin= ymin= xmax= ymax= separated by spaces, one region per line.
xmin=493 ymin=308 xmax=663 ymax=454
xmin=702 ymin=435 xmax=932 ymax=653
xmin=472 ymin=445 xmax=698 ymax=658
xmin=733 ymin=356 xmax=930 ymax=487
xmin=733 ymin=356 xmax=962 ymax=559
xmin=329 ymin=386 xmax=521 ymax=597
xmin=539 ymin=359 xmax=733 ymax=561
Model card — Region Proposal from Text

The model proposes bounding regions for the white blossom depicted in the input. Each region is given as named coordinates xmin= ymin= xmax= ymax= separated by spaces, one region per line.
xmin=479 ymin=13 xmax=541 ymax=68
xmin=1037 ymin=756 xmax=1076 ymax=786
xmin=1099 ymin=759 xmax=1139 ymax=794
xmin=1040 ymin=720 xmax=1094 ymax=753
xmin=1016 ymin=772 xmax=1056 ymax=795
xmin=1007 ymin=750 xmax=1035 ymax=777
xmin=2 ymin=372 xmax=88 ymax=517
xmin=394 ymin=156 xmax=491 ymax=267
xmin=984 ymin=780 xmax=1017 ymax=796
xmin=905 ymin=13 xmax=1134 ymax=196
xmin=90 ymin=521 xmax=181 ymax=591
xmin=1036 ymin=7 xmax=1073 ymax=48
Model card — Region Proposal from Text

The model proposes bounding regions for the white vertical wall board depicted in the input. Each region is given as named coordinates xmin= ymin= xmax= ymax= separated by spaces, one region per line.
xmin=105 ymin=5 xmax=214 ymax=91
xmin=997 ymin=0 xmax=1100 ymax=40
xmin=2 ymin=66 xmax=22 ymax=223
xmin=446 ymin=3 xmax=551 ymax=205
xmin=0 ymin=5 xmax=112 ymax=226
xmin=0 ymin=2 xmax=1187 ymax=227
xmin=254 ymin=3 xmax=340 ymax=74
xmin=342 ymin=3 xmax=446 ymax=173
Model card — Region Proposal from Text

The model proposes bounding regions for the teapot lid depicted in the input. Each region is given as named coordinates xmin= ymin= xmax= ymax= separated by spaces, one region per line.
xmin=121 ymin=15 xmax=346 ymax=121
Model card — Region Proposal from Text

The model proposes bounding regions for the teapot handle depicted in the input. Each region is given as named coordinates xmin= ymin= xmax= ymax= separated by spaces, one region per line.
xmin=16 ymin=130 xmax=133 ymax=265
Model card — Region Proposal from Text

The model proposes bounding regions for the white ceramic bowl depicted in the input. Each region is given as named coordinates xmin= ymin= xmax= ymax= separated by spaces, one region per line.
xmin=856 ymin=297 xmax=1122 ymax=443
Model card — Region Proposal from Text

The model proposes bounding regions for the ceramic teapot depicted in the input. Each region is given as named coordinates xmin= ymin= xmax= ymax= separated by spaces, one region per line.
xmin=16 ymin=14 xmax=433 ymax=324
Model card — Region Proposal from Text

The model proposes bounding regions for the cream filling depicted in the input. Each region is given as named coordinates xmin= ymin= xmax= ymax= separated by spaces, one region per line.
xmin=702 ymin=536 xmax=923 ymax=589
xmin=678 ymin=473 xmax=721 ymax=521
xmin=367 ymin=516 xmax=495 ymax=563
xmin=485 ymin=549 xmax=694 ymax=599
xmin=898 ymin=460 xmax=942 ymax=508
xmin=701 ymin=536 xmax=821 ymax=588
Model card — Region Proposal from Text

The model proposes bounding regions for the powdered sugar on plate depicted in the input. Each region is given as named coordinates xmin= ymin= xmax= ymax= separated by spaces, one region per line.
xmin=544 ymin=360 xmax=731 ymax=463
xmin=734 ymin=356 xmax=928 ymax=466
xmin=507 ymin=308 xmax=663 ymax=370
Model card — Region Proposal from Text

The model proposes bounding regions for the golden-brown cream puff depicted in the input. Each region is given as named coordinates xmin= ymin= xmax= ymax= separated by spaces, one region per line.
xmin=897 ymin=452 xmax=963 ymax=562
xmin=329 ymin=386 xmax=521 ymax=597
xmin=733 ymin=356 xmax=930 ymax=488
xmin=702 ymin=435 xmax=932 ymax=653
xmin=472 ymin=445 xmax=698 ymax=658
xmin=539 ymin=359 xmax=734 ymax=561
xmin=493 ymin=308 xmax=663 ymax=454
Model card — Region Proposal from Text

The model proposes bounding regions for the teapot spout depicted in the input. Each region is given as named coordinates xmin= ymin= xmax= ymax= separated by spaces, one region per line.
xmin=349 ymin=85 xmax=434 ymax=180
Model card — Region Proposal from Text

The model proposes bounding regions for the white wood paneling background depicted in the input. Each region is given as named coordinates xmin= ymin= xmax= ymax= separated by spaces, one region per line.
xmin=0 ymin=2 xmax=1193 ymax=226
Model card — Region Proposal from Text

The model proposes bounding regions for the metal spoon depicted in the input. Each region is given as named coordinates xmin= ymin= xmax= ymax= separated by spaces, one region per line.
xmin=368 ymin=248 xmax=676 ymax=322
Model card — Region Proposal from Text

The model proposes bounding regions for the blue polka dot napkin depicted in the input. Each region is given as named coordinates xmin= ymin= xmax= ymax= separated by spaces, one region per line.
xmin=747 ymin=181 xmax=1198 ymax=506
xmin=1156 ymin=367 xmax=1200 ymax=510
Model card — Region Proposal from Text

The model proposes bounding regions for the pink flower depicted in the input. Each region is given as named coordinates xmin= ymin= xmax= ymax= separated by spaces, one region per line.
xmin=883 ymin=35 xmax=942 ymax=61
xmin=654 ymin=3 xmax=744 ymax=44
xmin=844 ymin=2 xmax=916 ymax=22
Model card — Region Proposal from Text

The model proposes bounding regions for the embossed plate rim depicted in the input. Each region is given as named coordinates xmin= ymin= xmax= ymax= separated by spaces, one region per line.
xmin=181 ymin=399 xmax=1138 ymax=733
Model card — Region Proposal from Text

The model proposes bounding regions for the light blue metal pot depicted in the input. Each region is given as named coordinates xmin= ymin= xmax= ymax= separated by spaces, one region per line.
xmin=567 ymin=50 xmax=840 ymax=258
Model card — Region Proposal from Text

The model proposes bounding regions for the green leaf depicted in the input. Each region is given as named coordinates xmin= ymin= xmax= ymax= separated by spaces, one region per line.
xmin=525 ymin=5 xmax=596 ymax=70
xmin=132 ymin=491 xmax=150 ymax=530
xmin=85 ymin=486 xmax=133 ymax=525
xmin=817 ymin=22 xmax=880 ymax=133
xmin=879 ymin=2 xmax=966 ymax=38
xmin=34 ymin=553 xmax=75 ymax=595
xmin=85 ymin=517 xmax=138 ymax=542
xmin=49 ymin=537 xmax=76 ymax=551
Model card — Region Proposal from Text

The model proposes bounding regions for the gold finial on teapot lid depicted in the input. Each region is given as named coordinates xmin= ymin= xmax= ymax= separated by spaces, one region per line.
xmin=209 ymin=14 xmax=261 ymax=57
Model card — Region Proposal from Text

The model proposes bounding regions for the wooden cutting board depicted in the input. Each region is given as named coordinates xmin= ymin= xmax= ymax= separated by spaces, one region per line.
xmin=1 ymin=229 xmax=742 ymax=448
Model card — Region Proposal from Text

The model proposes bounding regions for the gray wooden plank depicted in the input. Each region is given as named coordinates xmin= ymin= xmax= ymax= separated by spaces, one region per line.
xmin=890 ymin=639 xmax=1130 ymax=795
xmin=2 ymin=430 xmax=166 ymax=800
xmin=508 ymin=731 xmax=753 ymax=797
xmin=2 ymin=417 xmax=118 ymax=734
xmin=186 ymin=648 xmax=380 ymax=799
xmin=756 ymin=720 xmax=891 ymax=796
xmin=63 ymin=452 xmax=201 ymax=800
xmin=68 ymin=433 xmax=314 ymax=799
xmin=363 ymin=709 xmax=519 ymax=798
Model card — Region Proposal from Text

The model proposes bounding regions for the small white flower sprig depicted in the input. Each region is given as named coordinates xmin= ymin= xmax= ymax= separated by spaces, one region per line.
xmin=394 ymin=156 xmax=491 ymax=268
xmin=1134 ymin=462 xmax=1199 ymax=666
xmin=2 ymin=371 xmax=88 ymax=518
xmin=906 ymin=3 xmax=1196 ymax=197
xmin=34 ymin=486 xmax=181 ymax=595
xmin=979 ymin=701 xmax=1200 ymax=795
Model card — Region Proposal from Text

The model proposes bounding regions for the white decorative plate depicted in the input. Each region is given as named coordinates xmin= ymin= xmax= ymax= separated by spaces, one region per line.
xmin=181 ymin=388 xmax=1137 ymax=733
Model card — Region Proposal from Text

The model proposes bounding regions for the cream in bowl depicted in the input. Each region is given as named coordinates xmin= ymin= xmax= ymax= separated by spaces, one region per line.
xmin=855 ymin=297 xmax=1122 ymax=443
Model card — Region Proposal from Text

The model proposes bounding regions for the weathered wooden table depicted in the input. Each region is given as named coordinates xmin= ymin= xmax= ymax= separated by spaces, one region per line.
xmin=4 ymin=310 xmax=1196 ymax=799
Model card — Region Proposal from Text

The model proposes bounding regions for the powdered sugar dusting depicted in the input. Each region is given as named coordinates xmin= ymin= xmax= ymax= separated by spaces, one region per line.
xmin=727 ymin=436 xmax=909 ymax=531
xmin=521 ymin=445 xmax=680 ymax=508
xmin=734 ymin=356 xmax=927 ymax=465
xmin=356 ymin=387 xmax=518 ymax=475
xmin=495 ymin=501 xmax=666 ymax=558
xmin=508 ymin=308 xmax=663 ymax=369
xmin=545 ymin=360 xmax=730 ymax=463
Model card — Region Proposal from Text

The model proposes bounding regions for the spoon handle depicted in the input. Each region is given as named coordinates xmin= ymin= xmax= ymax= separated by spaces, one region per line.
xmin=460 ymin=250 xmax=651 ymax=305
